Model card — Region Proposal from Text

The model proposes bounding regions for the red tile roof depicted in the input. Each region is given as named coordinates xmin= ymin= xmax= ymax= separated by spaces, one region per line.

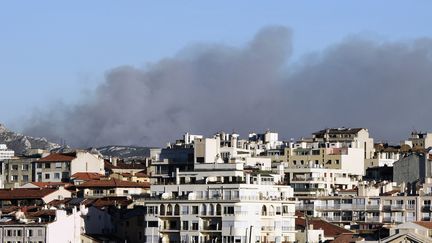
xmin=37 ymin=153 xmax=75 ymax=163
xmin=71 ymin=172 xmax=103 ymax=181
xmin=330 ymin=233 xmax=363 ymax=243
xmin=76 ymin=179 xmax=150 ymax=189
xmin=30 ymin=182 xmax=72 ymax=188
xmin=296 ymin=216 xmax=351 ymax=238
xmin=0 ymin=188 xmax=58 ymax=200
xmin=414 ymin=221 xmax=432 ymax=229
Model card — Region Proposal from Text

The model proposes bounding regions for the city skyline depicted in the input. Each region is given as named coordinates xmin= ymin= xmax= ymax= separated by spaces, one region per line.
xmin=1 ymin=1 xmax=432 ymax=147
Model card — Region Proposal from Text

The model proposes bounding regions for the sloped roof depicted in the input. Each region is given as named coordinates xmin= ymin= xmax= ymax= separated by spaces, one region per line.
xmin=414 ymin=221 xmax=432 ymax=229
xmin=29 ymin=182 xmax=72 ymax=188
xmin=37 ymin=153 xmax=76 ymax=163
xmin=0 ymin=188 xmax=58 ymax=200
xmin=296 ymin=215 xmax=351 ymax=238
xmin=71 ymin=172 xmax=103 ymax=181
xmin=76 ymin=178 xmax=150 ymax=189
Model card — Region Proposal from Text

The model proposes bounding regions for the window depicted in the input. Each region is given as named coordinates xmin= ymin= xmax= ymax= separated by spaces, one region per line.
xmin=109 ymin=189 xmax=115 ymax=194
xmin=54 ymin=173 xmax=60 ymax=179
xmin=22 ymin=164 xmax=29 ymax=171
xmin=45 ymin=163 xmax=51 ymax=169
xmin=182 ymin=205 xmax=189 ymax=214
xmin=224 ymin=206 xmax=234 ymax=215
xmin=55 ymin=162 xmax=62 ymax=168
xmin=192 ymin=206 xmax=199 ymax=214
xmin=22 ymin=175 xmax=29 ymax=182
xmin=45 ymin=174 xmax=50 ymax=179
xmin=192 ymin=222 xmax=199 ymax=230
xmin=37 ymin=163 xmax=43 ymax=169
xmin=148 ymin=221 xmax=158 ymax=227
xmin=10 ymin=175 xmax=18 ymax=181
xmin=12 ymin=165 xmax=19 ymax=171
xmin=182 ymin=221 xmax=189 ymax=230
xmin=27 ymin=229 xmax=33 ymax=236
xmin=94 ymin=189 xmax=103 ymax=195
xmin=123 ymin=190 xmax=129 ymax=194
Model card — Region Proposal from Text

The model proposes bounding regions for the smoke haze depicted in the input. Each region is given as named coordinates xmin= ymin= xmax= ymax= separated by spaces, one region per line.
xmin=24 ymin=26 xmax=432 ymax=147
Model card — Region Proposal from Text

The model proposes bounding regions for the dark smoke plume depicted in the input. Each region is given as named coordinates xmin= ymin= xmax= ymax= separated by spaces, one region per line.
xmin=24 ymin=26 xmax=432 ymax=147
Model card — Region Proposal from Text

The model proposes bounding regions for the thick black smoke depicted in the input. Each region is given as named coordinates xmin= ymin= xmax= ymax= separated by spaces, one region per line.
xmin=24 ymin=26 xmax=432 ymax=147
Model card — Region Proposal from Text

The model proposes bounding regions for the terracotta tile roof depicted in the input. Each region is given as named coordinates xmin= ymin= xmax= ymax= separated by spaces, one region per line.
xmin=0 ymin=188 xmax=58 ymax=200
xmin=330 ymin=233 xmax=363 ymax=243
xmin=76 ymin=178 xmax=150 ymax=189
xmin=91 ymin=197 xmax=133 ymax=208
xmin=37 ymin=153 xmax=76 ymax=163
xmin=26 ymin=209 xmax=56 ymax=218
xmin=30 ymin=182 xmax=72 ymax=189
xmin=296 ymin=216 xmax=351 ymax=238
xmin=414 ymin=221 xmax=432 ymax=229
xmin=71 ymin=172 xmax=103 ymax=181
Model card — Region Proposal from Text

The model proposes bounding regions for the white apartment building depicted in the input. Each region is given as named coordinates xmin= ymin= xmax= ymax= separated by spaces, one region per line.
xmin=0 ymin=207 xmax=82 ymax=243
xmin=0 ymin=144 xmax=14 ymax=161
xmin=295 ymin=178 xmax=432 ymax=233
xmin=137 ymin=160 xmax=296 ymax=243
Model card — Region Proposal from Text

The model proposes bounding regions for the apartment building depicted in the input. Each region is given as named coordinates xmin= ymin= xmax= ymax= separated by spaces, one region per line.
xmin=295 ymin=178 xmax=432 ymax=234
xmin=310 ymin=127 xmax=374 ymax=160
xmin=1 ymin=156 xmax=37 ymax=188
xmin=76 ymin=178 xmax=150 ymax=198
xmin=406 ymin=131 xmax=432 ymax=149
xmin=137 ymin=152 xmax=296 ymax=243
xmin=0 ymin=207 xmax=82 ymax=243
xmin=0 ymin=144 xmax=14 ymax=161
xmin=284 ymin=140 xmax=364 ymax=196
xmin=34 ymin=151 xmax=104 ymax=182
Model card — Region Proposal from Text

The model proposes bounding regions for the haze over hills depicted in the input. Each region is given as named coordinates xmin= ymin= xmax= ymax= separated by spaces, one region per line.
xmin=0 ymin=123 xmax=61 ymax=155
xmin=0 ymin=123 xmax=152 ymax=159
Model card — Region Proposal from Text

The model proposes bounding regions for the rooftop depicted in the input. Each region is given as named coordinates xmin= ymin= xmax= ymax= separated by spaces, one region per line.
xmin=37 ymin=153 xmax=76 ymax=163
xmin=76 ymin=178 xmax=150 ymax=189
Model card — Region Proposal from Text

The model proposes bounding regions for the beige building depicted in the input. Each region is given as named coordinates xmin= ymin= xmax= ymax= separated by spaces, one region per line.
xmin=34 ymin=151 xmax=104 ymax=183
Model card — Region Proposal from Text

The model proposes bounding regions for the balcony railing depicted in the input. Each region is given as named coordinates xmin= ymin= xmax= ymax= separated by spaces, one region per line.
xmin=391 ymin=204 xmax=404 ymax=210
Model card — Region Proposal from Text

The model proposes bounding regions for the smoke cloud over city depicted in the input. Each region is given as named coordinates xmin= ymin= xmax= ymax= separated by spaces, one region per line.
xmin=24 ymin=26 xmax=432 ymax=147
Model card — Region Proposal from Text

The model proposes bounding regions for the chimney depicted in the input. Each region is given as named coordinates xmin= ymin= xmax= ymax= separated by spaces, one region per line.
xmin=112 ymin=157 xmax=118 ymax=167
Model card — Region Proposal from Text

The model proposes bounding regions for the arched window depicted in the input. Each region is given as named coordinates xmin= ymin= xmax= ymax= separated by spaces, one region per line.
xmin=216 ymin=204 xmax=222 ymax=215
xmin=167 ymin=204 xmax=173 ymax=215
xmin=262 ymin=205 xmax=267 ymax=216
xmin=174 ymin=204 xmax=180 ymax=215
xmin=160 ymin=204 xmax=165 ymax=215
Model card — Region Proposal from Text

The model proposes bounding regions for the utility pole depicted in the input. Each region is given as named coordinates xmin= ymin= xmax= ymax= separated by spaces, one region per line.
xmin=245 ymin=227 xmax=248 ymax=243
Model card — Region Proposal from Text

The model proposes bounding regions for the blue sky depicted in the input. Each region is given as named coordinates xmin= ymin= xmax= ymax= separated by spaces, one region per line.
xmin=1 ymin=1 xmax=431 ymax=130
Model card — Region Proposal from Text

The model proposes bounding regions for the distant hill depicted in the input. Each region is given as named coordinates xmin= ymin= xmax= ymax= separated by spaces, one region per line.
xmin=97 ymin=145 xmax=153 ymax=160
xmin=0 ymin=124 xmax=61 ymax=155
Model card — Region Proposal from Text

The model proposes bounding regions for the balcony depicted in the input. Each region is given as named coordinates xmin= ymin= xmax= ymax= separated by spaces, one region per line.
xmin=422 ymin=205 xmax=431 ymax=211
xmin=391 ymin=204 xmax=404 ymax=211
xmin=366 ymin=216 xmax=380 ymax=222
xmin=405 ymin=205 xmax=416 ymax=210
xmin=296 ymin=204 xmax=314 ymax=210
xmin=366 ymin=205 xmax=381 ymax=210
xmin=281 ymin=226 xmax=296 ymax=231
xmin=261 ymin=226 xmax=275 ymax=231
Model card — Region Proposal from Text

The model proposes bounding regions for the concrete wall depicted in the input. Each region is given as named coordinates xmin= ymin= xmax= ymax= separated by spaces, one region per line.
xmin=393 ymin=154 xmax=424 ymax=185
xmin=71 ymin=152 xmax=105 ymax=175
